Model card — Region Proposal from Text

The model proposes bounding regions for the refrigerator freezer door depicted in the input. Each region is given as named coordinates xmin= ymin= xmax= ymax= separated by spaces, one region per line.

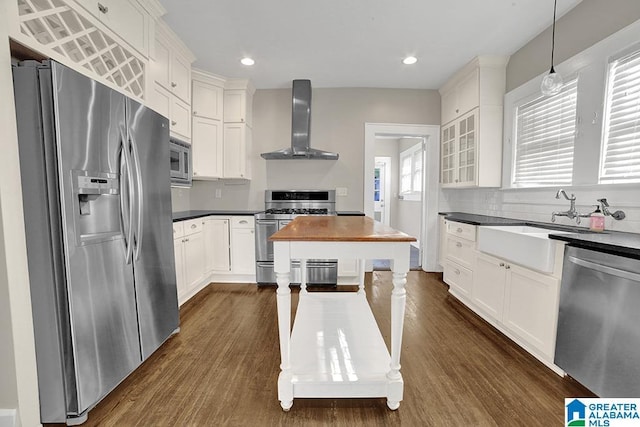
xmin=126 ymin=98 xmax=179 ymax=359
xmin=51 ymin=62 xmax=142 ymax=415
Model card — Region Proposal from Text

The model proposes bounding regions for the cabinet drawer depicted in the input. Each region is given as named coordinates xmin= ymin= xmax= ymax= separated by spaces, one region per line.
xmin=183 ymin=218 xmax=203 ymax=235
xmin=447 ymin=221 xmax=476 ymax=242
xmin=173 ymin=222 xmax=184 ymax=238
xmin=443 ymin=260 xmax=472 ymax=299
xmin=445 ymin=235 xmax=475 ymax=269
xmin=232 ymin=216 xmax=254 ymax=229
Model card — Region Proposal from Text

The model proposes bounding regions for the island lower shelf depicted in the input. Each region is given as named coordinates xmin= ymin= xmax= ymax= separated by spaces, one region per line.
xmin=286 ymin=291 xmax=395 ymax=398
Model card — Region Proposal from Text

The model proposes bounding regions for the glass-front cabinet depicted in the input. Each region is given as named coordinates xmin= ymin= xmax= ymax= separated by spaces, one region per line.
xmin=441 ymin=109 xmax=477 ymax=187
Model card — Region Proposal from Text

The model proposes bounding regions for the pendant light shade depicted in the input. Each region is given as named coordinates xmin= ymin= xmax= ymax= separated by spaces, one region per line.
xmin=541 ymin=0 xmax=562 ymax=96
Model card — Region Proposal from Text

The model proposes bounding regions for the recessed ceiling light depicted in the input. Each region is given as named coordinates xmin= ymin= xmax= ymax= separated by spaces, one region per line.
xmin=240 ymin=57 xmax=255 ymax=66
xmin=402 ymin=56 xmax=418 ymax=65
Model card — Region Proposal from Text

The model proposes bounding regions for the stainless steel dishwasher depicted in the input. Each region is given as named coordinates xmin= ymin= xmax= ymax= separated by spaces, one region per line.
xmin=555 ymin=246 xmax=640 ymax=397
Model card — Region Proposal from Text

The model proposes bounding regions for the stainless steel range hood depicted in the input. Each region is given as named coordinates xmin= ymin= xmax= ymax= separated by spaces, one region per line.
xmin=261 ymin=80 xmax=339 ymax=160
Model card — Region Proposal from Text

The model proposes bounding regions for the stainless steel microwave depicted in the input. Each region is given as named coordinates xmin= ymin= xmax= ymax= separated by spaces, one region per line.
xmin=169 ymin=138 xmax=192 ymax=187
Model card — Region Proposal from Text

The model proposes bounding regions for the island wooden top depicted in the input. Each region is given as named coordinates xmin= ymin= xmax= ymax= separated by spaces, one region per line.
xmin=269 ymin=216 xmax=416 ymax=242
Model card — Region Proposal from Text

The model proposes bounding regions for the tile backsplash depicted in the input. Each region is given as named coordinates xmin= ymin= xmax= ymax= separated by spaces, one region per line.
xmin=440 ymin=186 xmax=640 ymax=234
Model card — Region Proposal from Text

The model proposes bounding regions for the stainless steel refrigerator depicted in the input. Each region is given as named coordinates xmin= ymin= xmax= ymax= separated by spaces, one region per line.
xmin=12 ymin=60 xmax=179 ymax=424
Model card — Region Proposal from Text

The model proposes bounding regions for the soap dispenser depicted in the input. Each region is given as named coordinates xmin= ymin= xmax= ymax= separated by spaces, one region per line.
xmin=590 ymin=205 xmax=605 ymax=232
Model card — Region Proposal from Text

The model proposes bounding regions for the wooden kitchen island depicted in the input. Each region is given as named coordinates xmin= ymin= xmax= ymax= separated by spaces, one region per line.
xmin=270 ymin=216 xmax=416 ymax=411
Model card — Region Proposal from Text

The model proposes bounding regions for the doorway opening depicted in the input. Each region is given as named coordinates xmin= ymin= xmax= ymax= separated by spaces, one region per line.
xmin=364 ymin=123 xmax=440 ymax=272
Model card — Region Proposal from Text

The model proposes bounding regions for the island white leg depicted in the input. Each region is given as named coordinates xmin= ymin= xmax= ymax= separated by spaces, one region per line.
xmin=300 ymin=258 xmax=307 ymax=293
xmin=387 ymin=244 xmax=409 ymax=410
xmin=274 ymin=241 xmax=293 ymax=410
xmin=357 ymin=258 xmax=366 ymax=295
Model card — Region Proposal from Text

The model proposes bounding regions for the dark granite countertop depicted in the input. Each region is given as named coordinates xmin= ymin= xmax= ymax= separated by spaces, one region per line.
xmin=440 ymin=211 xmax=640 ymax=260
xmin=336 ymin=211 xmax=366 ymax=216
xmin=173 ymin=210 xmax=258 ymax=222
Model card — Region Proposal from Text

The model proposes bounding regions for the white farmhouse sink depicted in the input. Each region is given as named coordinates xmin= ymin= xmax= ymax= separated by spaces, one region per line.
xmin=477 ymin=226 xmax=570 ymax=273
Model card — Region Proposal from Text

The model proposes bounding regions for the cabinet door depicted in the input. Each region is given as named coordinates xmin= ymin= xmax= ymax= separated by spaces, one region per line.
xmin=183 ymin=231 xmax=206 ymax=292
xmin=441 ymin=89 xmax=458 ymax=126
xmin=148 ymin=83 xmax=170 ymax=119
xmin=457 ymin=110 xmax=477 ymax=186
xmin=231 ymin=228 xmax=255 ymax=274
xmin=192 ymin=117 xmax=223 ymax=179
xmin=174 ymin=238 xmax=186 ymax=304
xmin=204 ymin=219 xmax=230 ymax=272
xmin=93 ymin=0 xmax=147 ymax=56
xmin=441 ymin=123 xmax=456 ymax=186
xmin=223 ymin=123 xmax=248 ymax=178
xmin=150 ymin=36 xmax=171 ymax=89
xmin=223 ymin=89 xmax=247 ymax=123
xmin=193 ymin=80 xmax=223 ymax=120
xmin=170 ymin=97 xmax=191 ymax=141
xmin=473 ymin=253 xmax=506 ymax=321
xmin=457 ymin=68 xmax=479 ymax=117
xmin=503 ymin=264 xmax=560 ymax=358
xmin=171 ymin=54 xmax=191 ymax=103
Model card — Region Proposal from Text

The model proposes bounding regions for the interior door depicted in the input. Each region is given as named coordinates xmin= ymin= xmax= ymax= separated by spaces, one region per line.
xmin=126 ymin=97 xmax=179 ymax=359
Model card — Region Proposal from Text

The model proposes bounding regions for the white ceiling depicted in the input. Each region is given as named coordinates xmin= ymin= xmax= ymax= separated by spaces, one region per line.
xmin=159 ymin=0 xmax=581 ymax=90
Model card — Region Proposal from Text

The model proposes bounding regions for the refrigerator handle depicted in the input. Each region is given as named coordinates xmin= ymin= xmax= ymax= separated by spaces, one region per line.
xmin=130 ymin=132 xmax=144 ymax=261
xmin=119 ymin=128 xmax=135 ymax=264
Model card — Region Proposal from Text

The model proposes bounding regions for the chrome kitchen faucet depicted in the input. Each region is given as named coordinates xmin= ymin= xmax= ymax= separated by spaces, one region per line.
xmin=552 ymin=189 xmax=589 ymax=224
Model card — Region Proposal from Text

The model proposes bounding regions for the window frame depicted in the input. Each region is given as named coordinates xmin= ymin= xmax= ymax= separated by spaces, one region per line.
xmin=599 ymin=43 xmax=640 ymax=184
xmin=399 ymin=141 xmax=423 ymax=201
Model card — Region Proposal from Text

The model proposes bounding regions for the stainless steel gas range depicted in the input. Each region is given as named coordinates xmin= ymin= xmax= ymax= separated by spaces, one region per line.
xmin=255 ymin=190 xmax=337 ymax=285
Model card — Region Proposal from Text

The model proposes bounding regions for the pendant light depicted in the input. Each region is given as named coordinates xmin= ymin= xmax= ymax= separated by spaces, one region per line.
xmin=541 ymin=0 xmax=563 ymax=96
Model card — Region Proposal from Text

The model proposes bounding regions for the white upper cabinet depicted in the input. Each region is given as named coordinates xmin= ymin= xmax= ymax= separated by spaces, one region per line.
xmin=439 ymin=56 xmax=508 ymax=188
xmin=224 ymin=79 xmax=255 ymax=127
xmin=75 ymin=0 xmax=148 ymax=57
xmin=192 ymin=73 xmax=224 ymax=120
xmin=9 ymin=0 xmax=162 ymax=100
xmin=146 ymin=20 xmax=195 ymax=141
xmin=441 ymin=68 xmax=479 ymax=126
xmin=191 ymin=70 xmax=225 ymax=179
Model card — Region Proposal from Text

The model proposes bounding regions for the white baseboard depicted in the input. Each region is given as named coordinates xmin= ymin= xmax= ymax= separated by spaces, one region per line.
xmin=0 ymin=409 xmax=17 ymax=427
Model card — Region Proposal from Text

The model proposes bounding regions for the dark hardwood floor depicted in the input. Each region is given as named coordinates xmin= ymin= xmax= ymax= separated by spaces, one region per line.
xmin=70 ymin=272 xmax=593 ymax=426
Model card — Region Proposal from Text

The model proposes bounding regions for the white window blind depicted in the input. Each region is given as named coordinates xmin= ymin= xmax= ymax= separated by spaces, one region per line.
xmin=600 ymin=49 xmax=640 ymax=183
xmin=512 ymin=78 xmax=578 ymax=186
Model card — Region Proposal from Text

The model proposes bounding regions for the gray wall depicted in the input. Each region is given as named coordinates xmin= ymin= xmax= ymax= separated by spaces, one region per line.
xmin=507 ymin=0 xmax=640 ymax=91
xmin=179 ymin=88 xmax=440 ymax=212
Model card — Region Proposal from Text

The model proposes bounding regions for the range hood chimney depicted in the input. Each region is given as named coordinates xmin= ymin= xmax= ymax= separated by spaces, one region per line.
xmin=261 ymin=80 xmax=339 ymax=160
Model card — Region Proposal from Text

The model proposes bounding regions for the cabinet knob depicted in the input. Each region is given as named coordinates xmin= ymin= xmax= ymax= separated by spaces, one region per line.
xmin=171 ymin=120 xmax=177 ymax=126
xmin=191 ymin=224 xmax=197 ymax=229
xmin=456 ymin=228 xmax=463 ymax=233
xmin=193 ymin=111 xmax=197 ymax=116
xmin=241 ymin=118 xmax=244 ymax=122
xmin=240 ymin=220 xmax=248 ymax=224
xmin=505 ymin=264 xmax=511 ymax=270
xmin=171 ymin=82 xmax=177 ymax=88
xmin=499 ymin=262 xmax=505 ymax=267
xmin=454 ymin=269 xmax=460 ymax=275
xmin=97 ymin=2 xmax=108 ymax=13
xmin=456 ymin=242 xmax=462 ymax=248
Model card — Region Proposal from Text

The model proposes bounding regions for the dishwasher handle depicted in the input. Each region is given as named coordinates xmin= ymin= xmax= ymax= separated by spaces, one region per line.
xmin=568 ymin=255 xmax=640 ymax=282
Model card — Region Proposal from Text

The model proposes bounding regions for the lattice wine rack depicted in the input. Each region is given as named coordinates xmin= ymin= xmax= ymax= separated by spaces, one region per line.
xmin=16 ymin=0 xmax=145 ymax=99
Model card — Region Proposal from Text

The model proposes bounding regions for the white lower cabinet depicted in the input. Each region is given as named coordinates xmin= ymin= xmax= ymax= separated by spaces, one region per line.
xmin=473 ymin=252 xmax=507 ymax=321
xmin=443 ymin=259 xmax=472 ymax=300
xmin=203 ymin=218 xmax=230 ymax=272
xmin=503 ymin=263 xmax=560 ymax=358
xmin=440 ymin=218 xmax=564 ymax=372
xmin=230 ymin=216 xmax=255 ymax=275
xmin=174 ymin=218 xmax=206 ymax=306
xmin=473 ymin=251 xmax=561 ymax=364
